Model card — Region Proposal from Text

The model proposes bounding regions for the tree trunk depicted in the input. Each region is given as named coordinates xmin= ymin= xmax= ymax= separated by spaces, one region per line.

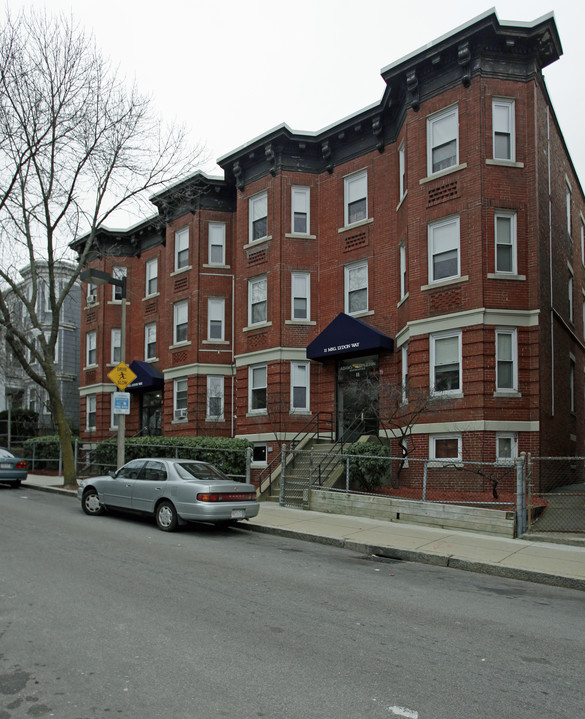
xmin=44 ymin=364 xmax=76 ymax=487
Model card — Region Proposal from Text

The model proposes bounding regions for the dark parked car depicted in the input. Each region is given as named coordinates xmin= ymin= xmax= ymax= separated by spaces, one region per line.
xmin=77 ymin=458 xmax=259 ymax=532
xmin=0 ymin=447 xmax=28 ymax=487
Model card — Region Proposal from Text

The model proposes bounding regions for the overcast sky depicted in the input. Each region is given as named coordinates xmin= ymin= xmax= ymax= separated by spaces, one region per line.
xmin=8 ymin=0 xmax=585 ymax=214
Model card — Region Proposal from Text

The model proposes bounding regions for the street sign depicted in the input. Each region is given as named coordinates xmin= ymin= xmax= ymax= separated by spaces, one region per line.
xmin=107 ymin=362 xmax=137 ymax=391
xmin=112 ymin=392 xmax=131 ymax=415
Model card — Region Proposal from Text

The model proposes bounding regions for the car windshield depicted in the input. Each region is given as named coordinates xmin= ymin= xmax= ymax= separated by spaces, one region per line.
xmin=175 ymin=462 xmax=231 ymax=482
xmin=0 ymin=449 xmax=14 ymax=459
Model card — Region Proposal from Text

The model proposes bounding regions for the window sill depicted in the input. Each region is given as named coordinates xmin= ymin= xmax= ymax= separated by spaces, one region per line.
xmin=487 ymin=273 xmax=526 ymax=281
xmin=143 ymin=292 xmax=160 ymax=301
xmin=202 ymin=264 xmax=231 ymax=270
xmin=243 ymin=322 xmax=272 ymax=333
xmin=202 ymin=339 xmax=229 ymax=345
xmin=432 ymin=392 xmax=464 ymax=400
xmin=397 ymin=293 xmax=409 ymax=308
xmin=493 ymin=391 xmax=521 ymax=398
xmin=285 ymin=233 xmax=316 ymax=240
xmin=144 ymin=357 xmax=159 ymax=363
xmin=171 ymin=266 xmax=192 ymax=277
xmin=421 ymin=275 xmax=469 ymax=291
xmin=85 ymin=303 xmax=99 ymax=309
xmin=107 ymin=300 xmax=130 ymax=306
xmin=285 ymin=320 xmax=316 ymax=326
xmin=396 ymin=190 xmax=408 ymax=212
xmin=169 ymin=341 xmax=192 ymax=349
xmin=347 ymin=310 xmax=374 ymax=319
xmin=246 ymin=410 xmax=268 ymax=418
xmin=486 ymin=159 xmax=524 ymax=169
xmin=244 ymin=236 xmax=272 ymax=250
xmin=420 ymin=163 xmax=467 ymax=184
xmin=290 ymin=410 xmax=311 ymax=416
xmin=206 ymin=417 xmax=225 ymax=423
xmin=83 ymin=365 xmax=98 ymax=371
xmin=338 ymin=217 xmax=374 ymax=234
xmin=171 ymin=418 xmax=188 ymax=424
xmin=428 ymin=460 xmax=463 ymax=468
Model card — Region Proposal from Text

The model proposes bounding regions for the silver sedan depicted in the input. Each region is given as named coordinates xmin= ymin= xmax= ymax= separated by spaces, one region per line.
xmin=77 ymin=458 xmax=259 ymax=532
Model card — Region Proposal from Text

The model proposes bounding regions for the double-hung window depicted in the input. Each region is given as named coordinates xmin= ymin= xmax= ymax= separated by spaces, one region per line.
xmin=428 ymin=216 xmax=460 ymax=283
xmin=291 ymin=186 xmax=310 ymax=234
xmin=110 ymin=328 xmax=121 ymax=365
xmin=86 ymin=330 xmax=97 ymax=367
xmin=173 ymin=300 xmax=188 ymax=344
xmin=492 ymin=99 xmax=515 ymax=161
xmin=495 ymin=328 xmax=517 ymax=392
xmin=249 ymin=192 xmax=268 ymax=242
xmin=208 ymin=298 xmax=225 ymax=341
xmin=400 ymin=243 xmax=407 ymax=299
xmin=431 ymin=434 xmax=461 ymax=462
xmin=248 ymin=276 xmax=267 ymax=326
xmin=174 ymin=378 xmax=188 ymax=420
xmin=87 ymin=283 xmax=98 ymax=305
xmin=496 ymin=433 xmax=517 ymax=464
xmin=86 ymin=395 xmax=97 ymax=430
xmin=291 ymin=272 xmax=310 ymax=321
xmin=112 ymin=267 xmax=126 ymax=301
xmin=345 ymin=261 xmax=368 ymax=315
xmin=568 ymin=271 xmax=574 ymax=322
xmin=427 ymin=106 xmax=458 ymax=175
xmin=208 ymin=223 xmax=226 ymax=265
xmin=398 ymin=142 xmax=406 ymax=200
xmin=495 ymin=211 xmax=517 ymax=274
xmin=207 ymin=376 xmax=224 ymax=419
xmin=401 ymin=345 xmax=408 ymax=403
xmin=344 ymin=170 xmax=367 ymax=226
xmin=145 ymin=258 xmax=158 ymax=296
xmin=291 ymin=361 xmax=309 ymax=412
xmin=175 ymin=227 xmax=189 ymax=270
xmin=249 ymin=364 xmax=267 ymax=412
xmin=431 ymin=331 xmax=461 ymax=395
xmin=144 ymin=323 xmax=156 ymax=360
xmin=566 ymin=182 xmax=572 ymax=237
xmin=570 ymin=356 xmax=576 ymax=413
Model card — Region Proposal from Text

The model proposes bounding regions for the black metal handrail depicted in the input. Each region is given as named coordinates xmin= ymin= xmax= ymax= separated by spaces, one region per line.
xmin=313 ymin=415 xmax=365 ymax=486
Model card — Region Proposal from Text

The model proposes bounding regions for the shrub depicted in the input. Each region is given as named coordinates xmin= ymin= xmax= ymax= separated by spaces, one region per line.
xmin=0 ymin=408 xmax=39 ymax=444
xmin=343 ymin=441 xmax=392 ymax=491
xmin=22 ymin=435 xmax=79 ymax=469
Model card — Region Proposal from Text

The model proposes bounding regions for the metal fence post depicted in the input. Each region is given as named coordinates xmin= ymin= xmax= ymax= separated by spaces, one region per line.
xmin=346 ymin=457 xmax=350 ymax=492
xmin=246 ymin=447 xmax=252 ymax=485
xmin=74 ymin=439 xmax=79 ymax=475
xmin=422 ymin=459 xmax=428 ymax=501
xmin=279 ymin=444 xmax=287 ymax=506
xmin=515 ymin=453 xmax=527 ymax=537
xmin=32 ymin=442 xmax=36 ymax=472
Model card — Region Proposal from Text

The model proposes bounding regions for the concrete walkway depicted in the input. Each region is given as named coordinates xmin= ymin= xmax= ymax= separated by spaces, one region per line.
xmin=23 ymin=474 xmax=585 ymax=592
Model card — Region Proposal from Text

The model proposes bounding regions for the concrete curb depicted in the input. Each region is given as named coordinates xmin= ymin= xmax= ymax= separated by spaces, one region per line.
xmin=24 ymin=484 xmax=77 ymax=498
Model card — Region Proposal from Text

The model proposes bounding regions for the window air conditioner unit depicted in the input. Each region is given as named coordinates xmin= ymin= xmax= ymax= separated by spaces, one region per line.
xmin=87 ymin=293 xmax=97 ymax=304
xmin=175 ymin=408 xmax=187 ymax=419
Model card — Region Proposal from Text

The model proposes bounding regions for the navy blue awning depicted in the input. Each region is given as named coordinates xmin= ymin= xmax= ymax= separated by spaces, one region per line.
xmin=306 ymin=313 xmax=394 ymax=361
xmin=126 ymin=360 xmax=164 ymax=391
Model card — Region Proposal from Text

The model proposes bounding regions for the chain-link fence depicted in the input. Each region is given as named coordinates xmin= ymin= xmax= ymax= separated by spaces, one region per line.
xmin=528 ymin=457 xmax=585 ymax=534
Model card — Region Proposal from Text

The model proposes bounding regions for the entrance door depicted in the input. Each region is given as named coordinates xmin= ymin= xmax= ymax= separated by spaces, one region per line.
xmin=141 ymin=391 xmax=162 ymax=436
xmin=336 ymin=355 xmax=379 ymax=442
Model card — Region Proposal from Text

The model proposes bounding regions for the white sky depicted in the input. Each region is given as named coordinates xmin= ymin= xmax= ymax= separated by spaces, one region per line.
xmin=8 ymin=0 xmax=585 ymax=206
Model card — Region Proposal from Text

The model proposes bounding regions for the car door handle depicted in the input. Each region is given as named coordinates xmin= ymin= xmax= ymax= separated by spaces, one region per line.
xmin=154 ymin=487 xmax=162 ymax=491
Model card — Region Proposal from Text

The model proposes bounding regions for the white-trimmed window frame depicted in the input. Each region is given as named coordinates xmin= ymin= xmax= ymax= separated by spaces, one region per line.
xmin=208 ymin=297 xmax=225 ymax=341
xmin=174 ymin=227 xmax=190 ymax=271
xmin=145 ymin=258 xmax=158 ymax=296
xmin=86 ymin=330 xmax=97 ymax=367
xmin=112 ymin=267 xmax=126 ymax=301
xmin=566 ymin=181 xmax=572 ymax=237
xmin=110 ymin=395 xmax=120 ymax=430
xmin=248 ymin=275 xmax=267 ymax=326
xmin=86 ymin=394 xmax=97 ymax=431
xmin=291 ymin=186 xmax=310 ymax=234
xmin=344 ymin=260 xmax=368 ymax=315
xmin=144 ymin=322 xmax=157 ymax=360
xmin=290 ymin=361 xmax=310 ymax=412
xmin=249 ymin=191 xmax=268 ymax=243
xmin=173 ymin=378 xmax=188 ymax=420
xmin=428 ymin=215 xmax=460 ymax=284
xmin=208 ymin=222 xmax=226 ymax=265
xmin=495 ymin=328 xmax=518 ymax=393
xmin=291 ymin=272 xmax=310 ymax=321
xmin=87 ymin=283 xmax=98 ymax=305
xmin=110 ymin=328 xmax=121 ymax=365
xmin=398 ymin=141 xmax=406 ymax=200
xmin=495 ymin=211 xmax=517 ymax=275
xmin=568 ymin=269 xmax=574 ymax=323
xmin=173 ymin=299 xmax=188 ymax=345
xmin=401 ymin=345 xmax=408 ymax=404
xmin=344 ymin=170 xmax=368 ymax=227
xmin=430 ymin=330 xmax=462 ymax=396
xmin=248 ymin=364 xmax=267 ymax=413
xmin=496 ymin=433 xmax=517 ymax=464
xmin=570 ymin=355 xmax=576 ymax=413
xmin=252 ymin=443 xmax=267 ymax=465
xmin=430 ymin=434 xmax=462 ymax=462
xmin=206 ymin=375 xmax=224 ymax=420
xmin=400 ymin=243 xmax=407 ymax=299
xmin=492 ymin=98 xmax=515 ymax=162
xmin=427 ymin=105 xmax=458 ymax=176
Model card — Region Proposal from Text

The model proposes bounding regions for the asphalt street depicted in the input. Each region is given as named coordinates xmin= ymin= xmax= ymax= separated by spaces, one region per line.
xmin=1 ymin=486 xmax=584 ymax=719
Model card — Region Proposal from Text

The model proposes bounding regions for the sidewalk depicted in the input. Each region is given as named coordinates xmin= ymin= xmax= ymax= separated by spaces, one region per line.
xmin=24 ymin=474 xmax=585 ymax=592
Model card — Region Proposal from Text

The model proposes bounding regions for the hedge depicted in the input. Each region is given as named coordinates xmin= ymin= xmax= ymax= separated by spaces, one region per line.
xmin=22 ymin=435 xmax=79 ymax=469
xmin=343 ymin=441 xmax=392 ymax=491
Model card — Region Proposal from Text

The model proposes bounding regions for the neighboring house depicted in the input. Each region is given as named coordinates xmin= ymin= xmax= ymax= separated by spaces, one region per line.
xmin=72 ymin=11 xmax=582 ymax=481
xmin=1 ymin=261 xmax=81 ymax=434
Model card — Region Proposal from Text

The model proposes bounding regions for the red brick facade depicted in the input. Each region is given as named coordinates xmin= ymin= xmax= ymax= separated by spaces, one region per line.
xmin=76 ymin=12 xmax=584 ymax=472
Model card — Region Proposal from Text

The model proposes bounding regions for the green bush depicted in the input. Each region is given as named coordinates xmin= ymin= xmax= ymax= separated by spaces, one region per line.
xmin=22 ymin=435 xmax=79 ymax=469
xmin=343 ymin=441 xmax=392 ymax=491
xmin=92 ymin=436 xmax=254 ymax=477
xmin=0 ymin=408 xmax=39 ymax=443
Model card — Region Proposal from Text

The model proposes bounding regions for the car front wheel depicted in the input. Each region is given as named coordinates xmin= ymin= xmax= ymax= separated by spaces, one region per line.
xmin=82 ymin=489 xmax=105 ymax=516
xmin=156 ymin=501 xmax=178 ymax=532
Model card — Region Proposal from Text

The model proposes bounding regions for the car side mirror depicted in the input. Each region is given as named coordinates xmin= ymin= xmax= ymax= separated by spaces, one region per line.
xmin=108 ymin=470 xmax=116 ymax=478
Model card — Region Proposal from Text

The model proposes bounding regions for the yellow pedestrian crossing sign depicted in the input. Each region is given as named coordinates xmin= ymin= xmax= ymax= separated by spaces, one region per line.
xmin=107 ymin=362 xmax=137 ymax=391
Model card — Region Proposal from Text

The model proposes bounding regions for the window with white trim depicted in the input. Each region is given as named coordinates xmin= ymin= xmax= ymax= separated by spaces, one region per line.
xmin=492 ymin=98 xmax=515 ymax=161
xmin=291 ymin=361 xmax=309 ymax=411
xmin=427 ymin=106 xmax=458 ymax=175
xmin=431 ymin=331 xmax=461 ymax=395
xmin=174 ymin=227 xmax=189 ymax=270
xmin=344 ymin=261 xmax=368 ymax=315
xmin=291 ymin=186 xmax=310 ymax=234
xmin=581 ymin=220 xmax=585 ymax=265
xmin=344 ymin=170 xmax=367 ymax=226
xmin=144 ymin=323 xmax=156 ymax=360
xmin=568 ymin=272 xmax=574 ymax=322
xmin=495 ymin=328 xmax=517 ymax=392
xmin=430 ymin=434 xmax=461 ymax=462
xmin=249 ymin=364 xmax=267 ymax=412
xmin=145 ymin=258 xmax=158 ymax=296
xmin=86 ymin=330 xmax=97 ymax=367
xmin=570 ymin=357 xmax=575 ymax=413
xmin=86 ymin=394 xmax=97 ymax=430
xmin=291 ymin=272 xmax=310 ymax=321
xmin=495 ymin=211 xmax=517 ymax=274
xmin=208 ymin=298 xmax=225 ymax=341
xmin=400 ymin=243 xmax=407 ymax=299
xmin=207 ymin=376 xmax=224 ymax=419
xmin=401 ymin=345 xmax=408 ymax=403
xmin=428 ymin=216 xmax=460 ymax=283
xmin=112 ymin=267 xmax=126 ymax=301
xmin=87 ymin=283 xmax=98 ymax=305
xmin=174 ymin=378 xmax=188 ymax=420
xmin=252 ymin=443 xmax=267 ymax=464
xmin=248 ymin=275 xmax=267 ymax=326
xmin=249 ymin=192 xmax=268 ymax=242
xmin=208 ymin=223 xmax=226 ymax=265
xmin=566 ymin=184 xmax=572 ymax=237
xmin=110 ymin=328 xmax=121 ymax=364
xmin=173 ymin=300 xmax=188 ymax=344
xmin=398 ymin=141 xmax=406 ymax=200
xmin=496 ymin=433 xmax=517 ymax=463
xmin=110 ymin=396 xmax=119 ymax=429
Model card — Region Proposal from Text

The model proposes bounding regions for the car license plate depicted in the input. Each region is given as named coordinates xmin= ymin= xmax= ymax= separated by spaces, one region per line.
xmin=0 ymin=463 xmax=11 ymax=469
xmin=231 ymin=509 xmax=246 ymax=519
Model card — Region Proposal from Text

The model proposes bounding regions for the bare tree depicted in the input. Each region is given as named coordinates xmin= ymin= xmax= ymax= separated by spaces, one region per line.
xmin=0 ymin=8 xmax=203 ymax=486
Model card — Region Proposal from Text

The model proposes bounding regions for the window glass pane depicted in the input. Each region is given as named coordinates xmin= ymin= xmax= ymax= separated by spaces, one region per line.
xmin=294 ymin=212 xmax=307 ymax=234
xmin=435 ymin=437 xmax=458 ymax=459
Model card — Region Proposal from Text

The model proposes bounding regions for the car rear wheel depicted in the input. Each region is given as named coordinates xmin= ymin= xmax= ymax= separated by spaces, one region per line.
xmin=11 ymin=480 xmax=21 ymax=488
xmin=82 ymin=489 xmax=105 ymax=516
xmin=156 ymin=501 xmax=178 ymax=532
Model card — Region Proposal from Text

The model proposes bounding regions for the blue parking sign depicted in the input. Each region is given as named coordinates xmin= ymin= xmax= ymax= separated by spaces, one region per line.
xmin=112 ymin=392 xmax=130 ymax=415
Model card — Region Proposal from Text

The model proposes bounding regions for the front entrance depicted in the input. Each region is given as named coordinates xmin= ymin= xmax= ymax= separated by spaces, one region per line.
xmin=336 ymin=355 xmax=379 ymax=441
xmin=140 ymin=391 xmax=162 ymax=436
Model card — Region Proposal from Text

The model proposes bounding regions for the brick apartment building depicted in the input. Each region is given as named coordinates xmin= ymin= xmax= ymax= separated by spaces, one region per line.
xmin=73 ymin=10 xmax=584 ymax=474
